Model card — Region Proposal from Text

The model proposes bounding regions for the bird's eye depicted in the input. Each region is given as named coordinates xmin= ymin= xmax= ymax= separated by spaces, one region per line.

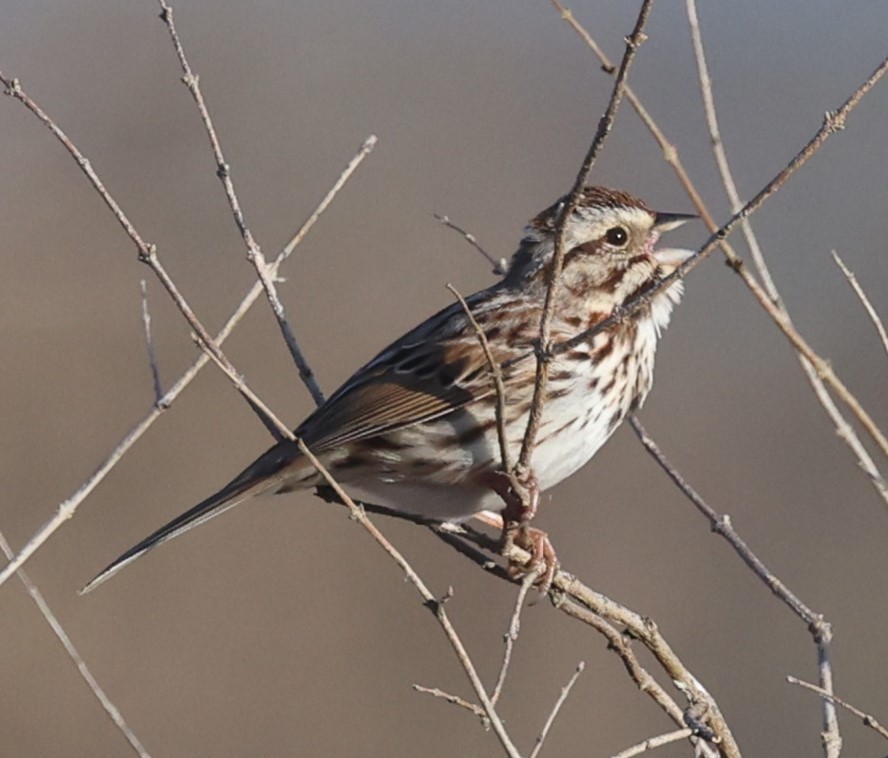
xmin=605 ymin=226 xmax=629 ymax=247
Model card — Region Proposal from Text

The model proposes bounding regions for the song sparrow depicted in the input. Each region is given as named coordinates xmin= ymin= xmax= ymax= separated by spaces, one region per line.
xmin=83 ymin=186 xmax=695 ymax=592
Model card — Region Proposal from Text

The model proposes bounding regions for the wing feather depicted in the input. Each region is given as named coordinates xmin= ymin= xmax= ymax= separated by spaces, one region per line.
xmin=297 ymin=295 xmax=520 ymax=452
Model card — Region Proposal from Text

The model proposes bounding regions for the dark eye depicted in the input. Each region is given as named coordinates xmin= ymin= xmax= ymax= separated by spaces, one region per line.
xmin=605 ymin=226 xmax=629 ymax=247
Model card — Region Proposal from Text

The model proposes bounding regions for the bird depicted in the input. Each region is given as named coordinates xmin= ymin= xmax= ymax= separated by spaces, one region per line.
xmin=82 ymin=186 xmax=695 ymax=593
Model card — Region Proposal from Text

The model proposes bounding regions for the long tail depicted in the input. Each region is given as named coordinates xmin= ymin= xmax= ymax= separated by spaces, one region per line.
xmin=81 ymin=441 xmax=303 ymax=594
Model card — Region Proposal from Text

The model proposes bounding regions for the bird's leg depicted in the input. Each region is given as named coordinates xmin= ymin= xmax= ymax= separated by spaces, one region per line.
xmin=478 ymin=469 xmax=559 ymax=593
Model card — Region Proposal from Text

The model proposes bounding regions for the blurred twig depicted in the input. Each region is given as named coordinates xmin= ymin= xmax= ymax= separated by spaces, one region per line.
xmin=529 ymin=662 xmax=585 ymax=758
xmin=139 ymin=280 xmax=163 ymax=403
xmin=0 ymin=530 xmax=150 ymax=757
xmin=611 ymin=728 xmax=695 ymax=758
xmin=832 ymin=250 xmax=888 ymax=361
xmin=788 ymin=676 xmax=888 ymax=743
xmin=686 ymin=8 xmax=842 ymax=754
xmin=492 ymin=570 xmax=537 ymax=704
xmin=685 ymin=0 xmax=888 ymax=513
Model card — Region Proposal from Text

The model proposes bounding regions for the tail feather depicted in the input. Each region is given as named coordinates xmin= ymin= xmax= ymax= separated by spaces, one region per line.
xmin=81 ymin=441 xmax=305 ymax=594
xmin=80 ymin=479 xmax=264 ymax=594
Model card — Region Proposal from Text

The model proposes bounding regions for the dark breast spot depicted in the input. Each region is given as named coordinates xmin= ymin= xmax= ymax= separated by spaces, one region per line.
xmin=592 ymin=338 xmax=614 ymax=361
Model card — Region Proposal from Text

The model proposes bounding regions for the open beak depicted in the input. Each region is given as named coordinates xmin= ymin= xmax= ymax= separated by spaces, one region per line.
xmin=652 ymin=211 xmax=697 ymax=270
xmin=653 ymin=210 xmax=697 ymax=232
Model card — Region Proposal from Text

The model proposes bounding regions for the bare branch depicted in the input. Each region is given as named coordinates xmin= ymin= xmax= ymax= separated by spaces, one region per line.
xmin=447 ymin=284 xmax=515 ymax=485
xmin=0 ymin=530 xmax=150 ymax=757
xmin=611 ymin=728 xmax=695 ymax=758
xmin=412 ymin=685 xmax=489 ymax=725
xmin=435 ymin=214 xmax=508 ymax=276
xmin=788 ymin=676 xmax=888 ymax=743
xmin=529 ymin=661 xmax=585 ymax=758
xmin=139 ymin=280 xmax=163 ymax=403
xmin=685 ymin=0 xmax=781 ymax=302
xmin=685 ymin=1 xmax=888 ymax=520
xmin=832 ymin=250 xmax=888 ymax=361
xmin=629 ymin=416 xmax=834 ymax=754
xmin=155 ymin=0 xmax=326 ymax=405
xmin=519 ymin=0 xmax=654 ymax=473
xmin=492 ymin=570 xmax=537 ymax=704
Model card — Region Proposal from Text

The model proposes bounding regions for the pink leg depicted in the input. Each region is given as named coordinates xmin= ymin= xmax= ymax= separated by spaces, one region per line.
xmin=475 ymin=469 xmax=559 ymax=593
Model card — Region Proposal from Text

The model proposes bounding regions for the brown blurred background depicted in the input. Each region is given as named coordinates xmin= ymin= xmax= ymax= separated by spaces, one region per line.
xmin=2 ymin=1 xmax=888 ymax=756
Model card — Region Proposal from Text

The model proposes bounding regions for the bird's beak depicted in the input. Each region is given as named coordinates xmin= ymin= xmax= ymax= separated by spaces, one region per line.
xmin=653 ymin=210 xmax=697 ymax=232
xmin=651 ymin=211 xmax=697 ymax=271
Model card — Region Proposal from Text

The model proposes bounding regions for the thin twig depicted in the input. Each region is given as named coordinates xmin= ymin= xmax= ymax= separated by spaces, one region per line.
xmin=0 ymin=530 xmax=150 ymax=757
xmin=554 ymin=0 xmax=888 ymax=508
xmin=788 ymin=676 xmax=888 ymax=742
xmin=139 ymin=280 xmax=163 ymax=403
xmin=611 ymin=728 xmax=695 ymax=758
xmin=156 ymin=0 xmax=325 ymax=406
xmin=528 ymin=661 xmax=585 ymax=758
xmin=491 ymin=570 xmax=537 ymax=704
xmin=519 ymin=0 xmax=654 ymax=474
xmin=412 ymin=685 xmax=489 ymax=724
xmin=435 ymin=214 xmax=508 ymax=276
xmin=194 ymin=338 xmax=293 ymax=438
xmin=447 ymin=284 xmax=514 ymax=483
xmin=0 ymin=93 xmax=374 ymax=588
xmin=629 ymin=416 xmax=833 ymax=753
xmin=685 ymin=0 xmax=781 ymax=303
xmin=832 ymin=250 xmax=888 ymax=361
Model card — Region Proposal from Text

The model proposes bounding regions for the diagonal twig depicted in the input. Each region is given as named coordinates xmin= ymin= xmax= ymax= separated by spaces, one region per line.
xmin=629 ymin=416 xmax=835 ymax=753
xmin=156 ymin=0 xmax=325 ymax=406
xmin=611 ymin=728 xmax=695 ymax=758
xmin=0 ymin=530 xmax=150 ymax=757
xmin=788 ymin=676 xmax=888 ymax=742
xmin=139 ymin=280 xmax=163 ymax=403
xmin=447 ymin=284 xmax=513 ymax=478
xmin=518 ymin=0 xmax=654 ymax=474
xmin=412 ymin=685 xmax=489 ymax=725
xmin=435 ymin=214 xmax=508 ymax=276
xmin=529 ymin=661 xmax=585 ymax=758
xmin=491 ymin=570 xmax=537 ymax=704
xmin=832 ymin=250 xmax=888 ymax=361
